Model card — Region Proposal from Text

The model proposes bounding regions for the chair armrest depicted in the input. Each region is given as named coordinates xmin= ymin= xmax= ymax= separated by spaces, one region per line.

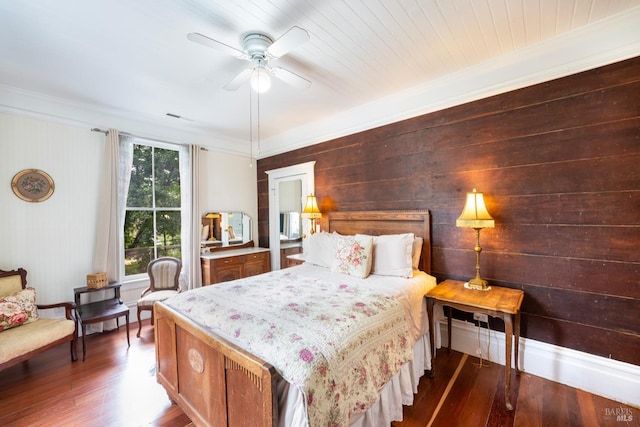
xmin=140 ymin=287 xmax=152 ymax=298
xmin=37 ymin=301 xmax=77 ymax=321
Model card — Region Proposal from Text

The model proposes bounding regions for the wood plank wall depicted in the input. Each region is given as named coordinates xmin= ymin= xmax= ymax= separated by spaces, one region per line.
xmin=257 ymin=57 xmax=640 ymax=366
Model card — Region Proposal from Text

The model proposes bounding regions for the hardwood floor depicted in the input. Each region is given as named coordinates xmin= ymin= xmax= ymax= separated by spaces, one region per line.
xmin=0 ymin=324 xmax=191 ymax=427
xmin=0 ymin=323 xmax=636 ymax=426
xmin=393 ymin=350 xmax=638 ymax=427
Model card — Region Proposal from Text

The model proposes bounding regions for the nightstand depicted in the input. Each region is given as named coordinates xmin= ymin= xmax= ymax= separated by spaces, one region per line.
xmin=74 ymin=283 xmax=130 ymax=361
xmin=426 ymin=279 xmax=524 ymax=410
xmin=285 ymin=253 xmax=305 ymax=267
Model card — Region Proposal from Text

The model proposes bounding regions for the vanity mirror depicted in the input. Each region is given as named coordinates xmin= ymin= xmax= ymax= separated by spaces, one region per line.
xmin=201 ymin=212 xmax=252 ymax=249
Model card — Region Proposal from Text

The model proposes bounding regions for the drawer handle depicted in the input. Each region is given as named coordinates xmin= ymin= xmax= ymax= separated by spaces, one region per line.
xmin=224 ymin=260 xmax=232 ymax=264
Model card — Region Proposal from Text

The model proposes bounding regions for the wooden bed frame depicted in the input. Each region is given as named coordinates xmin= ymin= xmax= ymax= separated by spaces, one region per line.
xmin=155 ymin=210 xmax=431 ymax=427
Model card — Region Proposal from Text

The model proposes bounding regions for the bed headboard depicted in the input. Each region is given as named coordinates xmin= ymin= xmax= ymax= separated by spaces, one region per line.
xmin=326 ymin=210 xmax=431 ymax=274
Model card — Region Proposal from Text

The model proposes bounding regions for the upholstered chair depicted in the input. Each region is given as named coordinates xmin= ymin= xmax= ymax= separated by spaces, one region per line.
xmin=136 ymin=257 xmax=182 ymax=337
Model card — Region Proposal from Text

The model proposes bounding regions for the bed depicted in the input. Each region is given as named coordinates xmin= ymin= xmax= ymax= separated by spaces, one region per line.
xmin=155 ymin=210 xmax=440 ymax=427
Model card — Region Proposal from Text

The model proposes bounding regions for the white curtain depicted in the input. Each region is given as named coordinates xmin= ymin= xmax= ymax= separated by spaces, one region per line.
xmin=90 ymin=130 xmax=133 ymax=332
xmin=93 ymin=130 xmax=134 ymax=280
xmin=94 ymin=130 xmax=119 ymax=279
xmin=184 ymin=145 xmax=202 ymax=289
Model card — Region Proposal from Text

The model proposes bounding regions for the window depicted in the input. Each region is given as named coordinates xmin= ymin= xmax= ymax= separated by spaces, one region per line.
xmin=123 ymin=142 xmax=182 ymax=276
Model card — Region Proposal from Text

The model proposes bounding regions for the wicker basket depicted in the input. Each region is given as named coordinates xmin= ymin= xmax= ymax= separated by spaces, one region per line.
xmin=86 ymin=272 xmax=108 ymax=289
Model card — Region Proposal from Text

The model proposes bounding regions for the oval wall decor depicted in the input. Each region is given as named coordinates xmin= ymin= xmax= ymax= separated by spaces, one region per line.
xmin=11 ymin=169 xmax=55 ymax=202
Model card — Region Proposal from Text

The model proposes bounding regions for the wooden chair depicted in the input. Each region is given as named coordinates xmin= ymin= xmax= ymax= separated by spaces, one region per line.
xmin=136 ymin=257 xmax=182 ymax=337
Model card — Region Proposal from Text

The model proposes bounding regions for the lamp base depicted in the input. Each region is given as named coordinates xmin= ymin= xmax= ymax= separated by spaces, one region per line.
xmin=465 ymin=277 xmax=490 ymax=291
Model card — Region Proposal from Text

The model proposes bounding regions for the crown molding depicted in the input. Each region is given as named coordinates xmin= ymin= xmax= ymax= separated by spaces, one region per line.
xmin=0 ymin=84 xmax=250 ymax=156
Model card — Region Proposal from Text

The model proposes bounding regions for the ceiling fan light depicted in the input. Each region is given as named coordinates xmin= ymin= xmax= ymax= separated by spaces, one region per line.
xmin=250 ymin=67 xmax=271 ymax=93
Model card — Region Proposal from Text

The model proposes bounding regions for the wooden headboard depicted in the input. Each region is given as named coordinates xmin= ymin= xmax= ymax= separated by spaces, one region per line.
xmin=326 ymin=210 xmax=431 ymax=274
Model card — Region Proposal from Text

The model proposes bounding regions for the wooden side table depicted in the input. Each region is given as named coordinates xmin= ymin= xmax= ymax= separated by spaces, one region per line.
xmin=426 ymin=279 xmax=524 ymax=410
xmin=74 ymin=283 xmax=130 ymax=361
xmin=285 ymin=253 xmax=305 ymax=267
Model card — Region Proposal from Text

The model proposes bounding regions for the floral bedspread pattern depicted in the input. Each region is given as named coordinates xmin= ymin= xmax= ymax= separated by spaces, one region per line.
xmin=164 ymin=269 xmax=413 ymax=427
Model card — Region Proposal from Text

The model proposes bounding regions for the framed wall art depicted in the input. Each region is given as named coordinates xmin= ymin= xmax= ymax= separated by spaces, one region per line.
xmin=11 ymin=169 xmax=55 ymax=202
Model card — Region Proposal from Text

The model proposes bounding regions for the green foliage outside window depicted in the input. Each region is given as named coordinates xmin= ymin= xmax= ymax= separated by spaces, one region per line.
xmin=124 ymin=144 xmax=182 ymax=275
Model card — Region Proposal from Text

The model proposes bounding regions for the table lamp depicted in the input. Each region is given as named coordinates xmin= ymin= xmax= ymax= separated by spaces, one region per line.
xmin=205 ymin=213 xmax=219 ymax=241
xmin=456 ymin=188 xmax=495 ymax=290
xmin=301 ymin=193 xmax=322 ymax=234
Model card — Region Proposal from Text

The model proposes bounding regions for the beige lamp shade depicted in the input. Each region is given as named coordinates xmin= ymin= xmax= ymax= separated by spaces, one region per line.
xmin=301 ymin=194 xmax=322 ymax=219
xmin=456 ymin=189 xmax=494 ymax=229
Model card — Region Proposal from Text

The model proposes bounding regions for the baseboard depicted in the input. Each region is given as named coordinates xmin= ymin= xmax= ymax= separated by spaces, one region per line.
xmin=440 ymin=319 xmax=640 ymax=407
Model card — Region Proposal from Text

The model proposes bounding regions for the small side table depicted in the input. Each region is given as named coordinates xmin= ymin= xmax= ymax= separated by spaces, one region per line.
xmin=426 ymin=279 xmax=524 ymax=410
xmin=285 ymin=253 xmax=305 ymax=267
xmin=74 ymin=283 xmax=130 ymax=361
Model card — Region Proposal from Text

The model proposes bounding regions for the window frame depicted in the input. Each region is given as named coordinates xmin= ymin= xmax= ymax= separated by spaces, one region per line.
xmin=122 ymin=139 xmax=183 ymax=281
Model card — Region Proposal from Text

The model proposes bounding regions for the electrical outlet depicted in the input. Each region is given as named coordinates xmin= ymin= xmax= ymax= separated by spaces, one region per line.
xmin=473 ymin=312 xmax=489 ymax=323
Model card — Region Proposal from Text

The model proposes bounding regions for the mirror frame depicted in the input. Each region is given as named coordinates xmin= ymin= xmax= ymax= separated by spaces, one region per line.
xmin=266 ymin=161 xmax=316 ymax=270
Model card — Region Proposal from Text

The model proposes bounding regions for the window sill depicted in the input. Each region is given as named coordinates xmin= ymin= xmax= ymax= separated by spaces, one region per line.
xmin=119 ymin=275 xmax=149 ymax=291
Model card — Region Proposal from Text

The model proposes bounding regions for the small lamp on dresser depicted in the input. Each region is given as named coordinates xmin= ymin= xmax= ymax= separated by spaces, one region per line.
xmin=205 ymin=212 xmax=219 ymax=241
xmin=456 ymin=188 xmax=495 ymax=290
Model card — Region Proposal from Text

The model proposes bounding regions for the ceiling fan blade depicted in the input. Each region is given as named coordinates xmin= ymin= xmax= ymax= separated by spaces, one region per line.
xmin=223 ymin=68 xmax=252 ymax=91
xmin=187 ymin=32 xmax=245 ymax=58
xmin=271 ymin=67 xmax=311 ymax=89
xmin=267 ymin=26 xmax=309 ymax=59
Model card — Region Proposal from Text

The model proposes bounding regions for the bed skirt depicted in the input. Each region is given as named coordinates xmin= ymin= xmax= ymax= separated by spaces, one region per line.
xmin=277 ymin=326 xmax=442 ymax=427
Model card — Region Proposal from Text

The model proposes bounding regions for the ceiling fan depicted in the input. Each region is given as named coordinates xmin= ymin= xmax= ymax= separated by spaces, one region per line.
xmin=187 ymin=26 xmax=311 ymax=93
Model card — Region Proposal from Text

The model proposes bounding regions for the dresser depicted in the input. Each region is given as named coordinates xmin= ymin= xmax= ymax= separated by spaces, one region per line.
xmin=201 ymin=247 xmax=271 ymax=285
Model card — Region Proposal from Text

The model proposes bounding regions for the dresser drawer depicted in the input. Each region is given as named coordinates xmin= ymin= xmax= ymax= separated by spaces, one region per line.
xmin=246 ymin=252 xmax=268 ymax=262
xmin=215 ymin=267 xmax=242 ymax=283
xmin=212 ymin=255 xmax=243 ymax=268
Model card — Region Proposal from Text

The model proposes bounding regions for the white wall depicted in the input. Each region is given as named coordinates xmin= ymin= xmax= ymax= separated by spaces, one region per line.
xmin=0 ymin=112 xmax=257 ymax=308
xmin=199 ymin=149 xmax=258 ymax=241
xmin=0 ymin=113 xmax=102 ymax=304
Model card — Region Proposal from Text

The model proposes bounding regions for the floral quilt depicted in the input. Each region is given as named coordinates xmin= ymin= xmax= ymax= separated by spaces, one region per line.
xmin=164 ymin=269 xmax=414 ymax=427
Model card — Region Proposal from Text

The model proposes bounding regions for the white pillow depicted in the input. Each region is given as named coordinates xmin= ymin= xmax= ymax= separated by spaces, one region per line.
xmin=358 ymin=233 xmax=414 ymax=278
xmin=304 ymin=231 xmax=337 ymax=268
xmin=201 ymin=224 xmax=209 ymax=241
xmin=412 ymin=237 xmax=423 ymax=270
xmin=331 ymin=235 xmax=373 ymax=278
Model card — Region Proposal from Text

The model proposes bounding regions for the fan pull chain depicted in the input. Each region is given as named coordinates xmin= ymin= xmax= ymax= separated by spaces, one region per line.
xmin=256 ymin=89 xmax=261 ymax=156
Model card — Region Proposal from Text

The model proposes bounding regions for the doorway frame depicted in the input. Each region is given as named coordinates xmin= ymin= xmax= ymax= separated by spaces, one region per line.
xmin=265 ymin=161 xmax=315 ymax=271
